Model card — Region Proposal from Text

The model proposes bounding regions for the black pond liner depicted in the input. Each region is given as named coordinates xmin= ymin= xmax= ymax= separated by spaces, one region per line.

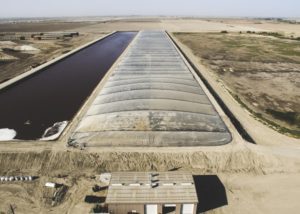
xmin=84 ymin=195 xmax=105 ymax=204
xmin=0 ymin=32 xmax=137 ymax=140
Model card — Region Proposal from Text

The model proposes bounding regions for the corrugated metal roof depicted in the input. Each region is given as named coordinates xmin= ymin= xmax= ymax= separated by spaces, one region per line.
xmin=71 ymin=31 xmax=231 ymax=147
xmin=106 ymin=171 xmax=198 ymax=204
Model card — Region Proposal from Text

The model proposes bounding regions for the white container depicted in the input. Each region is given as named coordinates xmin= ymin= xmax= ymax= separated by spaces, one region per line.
xmin=129 ymin=183 xmax=141 ymax=186
xmin=9 ymin=177 xmax=14 ymax=181
xmin=45 ymin=182 xmax=56 ymax=188
xmin=99 ymin=173 xmax=111 ymax=185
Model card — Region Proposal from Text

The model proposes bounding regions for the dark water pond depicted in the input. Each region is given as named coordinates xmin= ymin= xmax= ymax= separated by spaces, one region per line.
xmin=0 ymin=32 xmax=136 ymax=140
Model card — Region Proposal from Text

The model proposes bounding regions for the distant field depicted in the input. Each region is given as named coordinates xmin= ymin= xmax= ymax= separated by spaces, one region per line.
xmin=0 ymin=22 xmax=94 ymax=32
xmin=174 ymin=32 xmax=300 ymax=137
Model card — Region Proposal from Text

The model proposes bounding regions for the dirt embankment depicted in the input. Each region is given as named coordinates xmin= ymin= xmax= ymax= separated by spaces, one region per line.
xmin=0 ymin=144 xmax=299 ymax=176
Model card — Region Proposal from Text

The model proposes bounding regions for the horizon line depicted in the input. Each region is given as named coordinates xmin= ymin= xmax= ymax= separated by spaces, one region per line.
xmin=0 ymin=15 xmax=299 ymax=20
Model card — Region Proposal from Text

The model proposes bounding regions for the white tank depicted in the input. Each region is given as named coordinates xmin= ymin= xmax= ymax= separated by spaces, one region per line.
xmin=0 ymin=176 xmax=4 ymax=182
xmin=4 ymin=177 xmax=9 ymax=181
xmin=28 ymin=176 xmax=32 ymax=181
xmin=9 ymin=176 xmax=14 ymax=181
xmin=45 ymin=182 xmax=56 ymax=188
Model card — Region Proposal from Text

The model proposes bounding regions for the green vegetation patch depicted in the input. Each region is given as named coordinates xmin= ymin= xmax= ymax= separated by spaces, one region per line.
xmin=257 ymin=31 xmax=284 ymax=38
xmin=266 ymin=109 xmax=300 ymax=127
xmin=232 ymin=93 xmax=300 ymax=138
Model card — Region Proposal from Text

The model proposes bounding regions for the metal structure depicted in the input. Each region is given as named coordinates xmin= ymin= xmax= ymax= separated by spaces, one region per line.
xmin=106 ymin=171 xmax=198 ymax=214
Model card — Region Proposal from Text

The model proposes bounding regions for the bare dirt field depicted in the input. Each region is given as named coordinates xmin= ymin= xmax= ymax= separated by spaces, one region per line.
xmin=174 ymin=32 xmax=300 ymax=138
xmin=1 ymin=18 xmax=300 ymax=214
xmin=0 ymin=22 xmax=93 ymax=32
xmin=219 ymin=18 xmax=300 ymax=37
xmin=73 ymin=18 xmax=300 ymax=36
xmin=72 ymin=18 xmax=263 ymax=33
xmin=1 ymin=17 xmax=299 ymax=34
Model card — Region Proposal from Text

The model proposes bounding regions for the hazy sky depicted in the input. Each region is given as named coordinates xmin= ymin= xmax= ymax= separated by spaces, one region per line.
xmin=0 ymin=0 xmax=299 ymax=18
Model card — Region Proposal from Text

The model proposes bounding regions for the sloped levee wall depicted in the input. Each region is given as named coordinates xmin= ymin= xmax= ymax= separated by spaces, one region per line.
xmin=0 ymin=148 xmax=289 ymax=176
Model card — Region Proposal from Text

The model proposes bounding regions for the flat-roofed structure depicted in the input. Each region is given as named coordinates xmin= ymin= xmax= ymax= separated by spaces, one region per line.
xmin=70 ymin=31 xmax=231 ymax=147
xmin=106 ymin=171 xmax=198 ymax=214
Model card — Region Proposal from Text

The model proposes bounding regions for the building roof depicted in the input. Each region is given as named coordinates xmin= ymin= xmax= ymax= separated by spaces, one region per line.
xmin=105 ymin=171 xmax=198 ymax=204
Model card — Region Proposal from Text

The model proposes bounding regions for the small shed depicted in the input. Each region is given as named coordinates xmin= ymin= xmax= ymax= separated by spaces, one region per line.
xmin=106 ymin=171 xmax=198 ymax=214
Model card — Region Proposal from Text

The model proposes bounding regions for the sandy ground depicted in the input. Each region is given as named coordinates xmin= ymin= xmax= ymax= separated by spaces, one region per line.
xmin=1 ymin=18 xmax=300 ymax=213
xmin=220 ymin=19 xmax=300 ymax=36
xmin=216 ymin=173 xmax=300 ymax=214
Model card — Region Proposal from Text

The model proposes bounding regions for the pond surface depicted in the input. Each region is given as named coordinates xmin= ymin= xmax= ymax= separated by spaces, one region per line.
xmin=0 ymin=32 xmax=136 ymax=140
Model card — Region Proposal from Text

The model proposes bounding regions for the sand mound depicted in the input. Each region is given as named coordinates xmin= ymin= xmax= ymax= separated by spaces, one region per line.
xmin=13 ymin=45 xmax=39 ymax=52
xmin=0 ymin=41 xmax=17 ymax=46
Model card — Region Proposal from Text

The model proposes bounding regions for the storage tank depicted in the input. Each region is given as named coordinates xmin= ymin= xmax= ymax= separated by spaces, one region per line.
xmin=45 ymin=182 xmax=56 ymax=188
